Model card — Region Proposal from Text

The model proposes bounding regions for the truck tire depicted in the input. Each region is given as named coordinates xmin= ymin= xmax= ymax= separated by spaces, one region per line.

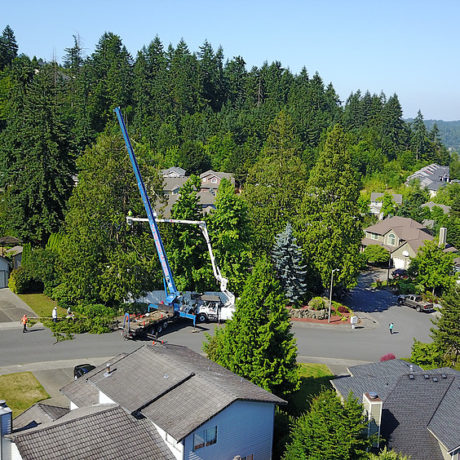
xmin=197 ymin=313 xmax=207 ymax=323
xmin=416 ymin=306 xmax=421 ymax=312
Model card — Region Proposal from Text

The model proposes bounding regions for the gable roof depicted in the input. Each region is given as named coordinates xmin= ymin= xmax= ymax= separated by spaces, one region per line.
xmin=421 ymin=201 xmax=451 ymax=214
xmin=331 ymin=360 xmax=460 ymax=459
xmin=163 ymin=176 xmax=189 ymax=192
xmin=13 ymin=403 xmax=70 ymax=432
xmin=406 ymin=164 xmax=450 ymax=191
xmin=370 ymin=193 xmax=403 ymax=205
xmin=364 ymin=216 xmax=435 ymax=254
xmin=12 ymin=404 xmax=174 ymax=460
xmin=63 ymin=344 xmax=285 ymax=441
xmin=161 ymin=166 xmax=186 ymax=177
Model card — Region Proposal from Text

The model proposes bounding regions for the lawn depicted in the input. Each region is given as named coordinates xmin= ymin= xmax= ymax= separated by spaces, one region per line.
xmin=18 ymin=293 xmax=66 ymax=319
xmin=0 ymin=372 xmax=49 ymax=418
xmin=273 ymin=363 xmax=334 ymax=459
xmin=287 ymin=363 xmax=334 ymax=416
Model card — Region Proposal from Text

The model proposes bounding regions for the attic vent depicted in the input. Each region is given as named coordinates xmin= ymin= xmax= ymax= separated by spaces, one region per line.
xmin=432 ymin=377 xmax=438 ymax=382
xmin=441 ymin=374 xmax=447 ymax=379
xmin=368 ymin=392 xmax=378 ymax=399
xmin=424 ymin=374 xmax=429 ymax=379
xmin=409 ymin=374 xmax=415 ymax=380
xmin=104 ymin=363 xmax=112 ymax=378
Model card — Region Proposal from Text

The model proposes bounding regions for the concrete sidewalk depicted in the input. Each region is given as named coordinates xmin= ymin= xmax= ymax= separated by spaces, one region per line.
xmin=0 ymin=288 xmax=37 ymax=326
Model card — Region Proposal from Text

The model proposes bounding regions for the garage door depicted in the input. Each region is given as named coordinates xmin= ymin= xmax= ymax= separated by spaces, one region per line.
xmin=0 ymin=270 xmax=8 ymax=288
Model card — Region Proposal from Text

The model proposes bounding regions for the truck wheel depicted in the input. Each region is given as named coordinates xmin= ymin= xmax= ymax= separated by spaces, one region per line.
xmin=162 ymin=321 xmax=168 ymax=329
xmin=416 ymin=306 xmax=421 ymax=312
xmin=197 ymin=313 xmax=207 ymax=323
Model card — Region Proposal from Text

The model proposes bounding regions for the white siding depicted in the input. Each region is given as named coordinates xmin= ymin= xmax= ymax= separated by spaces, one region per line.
xmin=152 ymin=422 xmax=184 ymax=460
xmin=99 ymin=391 xmax=115 ymax=405
xmin=183 ymin=400 xmax=275 ymax=460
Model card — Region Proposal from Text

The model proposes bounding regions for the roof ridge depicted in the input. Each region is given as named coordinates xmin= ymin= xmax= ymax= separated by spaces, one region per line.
xmin=426 ymin=375 xmax=456 ymax=428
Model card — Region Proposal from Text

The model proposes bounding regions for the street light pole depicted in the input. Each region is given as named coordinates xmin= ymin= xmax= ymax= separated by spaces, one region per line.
xmin=328 ymin=268 xmax=340 ymax=323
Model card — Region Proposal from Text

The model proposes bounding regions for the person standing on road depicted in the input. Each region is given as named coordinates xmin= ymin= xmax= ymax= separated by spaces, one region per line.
xmin=389 ymin=322 xmax=394 ymax=334
xmin=52 ymin=306 xmax=58 ymax=323
xmin=21 ymin=314 xmax=28 ymax=333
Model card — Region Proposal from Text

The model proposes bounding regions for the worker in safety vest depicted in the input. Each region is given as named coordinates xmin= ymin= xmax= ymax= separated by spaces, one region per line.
xmin=21 ymin=314 xmax=28 ymax=333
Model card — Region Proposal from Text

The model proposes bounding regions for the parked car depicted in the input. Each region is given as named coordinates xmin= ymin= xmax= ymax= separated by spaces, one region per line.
xmin=74 ymin=364 xmax=96 ymax=380
xmin=392 ymin=269 xmax=409 ymax=279
xmin=397 ymin=294 xmax=434 ymax=312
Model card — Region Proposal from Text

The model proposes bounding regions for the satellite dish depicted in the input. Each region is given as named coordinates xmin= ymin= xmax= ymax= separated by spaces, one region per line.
xmin=402 ymin=250 xmax=409 ymax=257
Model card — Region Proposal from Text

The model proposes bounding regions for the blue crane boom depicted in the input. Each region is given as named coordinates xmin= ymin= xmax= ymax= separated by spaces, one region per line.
xmin=114 ymin=107 xmax=179 ymax=305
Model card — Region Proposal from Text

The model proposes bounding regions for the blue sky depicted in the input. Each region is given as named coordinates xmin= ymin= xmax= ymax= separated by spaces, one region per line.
xmin=5 ymin=0 xmax=460 ymax=120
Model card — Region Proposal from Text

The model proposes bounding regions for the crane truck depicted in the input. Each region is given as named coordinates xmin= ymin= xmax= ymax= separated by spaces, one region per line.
xmin=114 ymin=107 xmax=235 ymax=339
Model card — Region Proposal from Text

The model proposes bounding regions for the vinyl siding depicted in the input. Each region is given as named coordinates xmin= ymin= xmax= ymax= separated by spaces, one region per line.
xmin=184 ymin=400 xmax=275 ymax=460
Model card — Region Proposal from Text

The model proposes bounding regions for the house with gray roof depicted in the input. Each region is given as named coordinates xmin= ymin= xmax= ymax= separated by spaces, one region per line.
xmin=406 ymin=163 xmax=451 ymax=197
xmin=362 ymin=216 xmax=457 ymax=269
xmin=331 ymin=359 xmax=460 ymax=460
xmin=6 ymin=344 xmax=284 ymax=460
xmin=370 ymin=193 xmax=403 ymax=220
xmin=161 ymin=167 xmax=187 ymax=178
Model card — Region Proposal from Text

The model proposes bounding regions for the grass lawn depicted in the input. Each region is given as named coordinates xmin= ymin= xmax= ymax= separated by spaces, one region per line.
xmin=0 ymin=372 xmax=49 ymax=418
xmin=274 ymin=363 xmax=335 ymax=458
xmin=18 ymin=293 xmax=66 ymax=319
xmin=287 ymin=363 xmax=334 ymax=416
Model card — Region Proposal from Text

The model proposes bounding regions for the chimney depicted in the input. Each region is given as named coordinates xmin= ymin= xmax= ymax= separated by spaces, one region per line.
xmin=363 ymin=392 xmax=382 ymax=448
xmin=439 ymin=227 xmax=447 ymax=249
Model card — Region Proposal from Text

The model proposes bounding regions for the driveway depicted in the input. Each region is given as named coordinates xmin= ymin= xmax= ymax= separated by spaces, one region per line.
xmin=0 ymin=288 xmax=37 ymax=325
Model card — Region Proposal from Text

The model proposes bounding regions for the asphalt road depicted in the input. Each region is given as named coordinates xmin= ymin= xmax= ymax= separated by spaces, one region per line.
xmin=0 ymin=268 xmax=436 ymax=369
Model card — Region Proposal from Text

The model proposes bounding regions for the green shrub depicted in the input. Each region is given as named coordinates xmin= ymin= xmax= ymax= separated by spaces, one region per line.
xmin=363 ymin=244 xmax=390 ymax=265
xmin=308 ymin=297 xmax=325 ymax=310
xmin=8 ymin=267 xmax=42 ymax=294
xmin=51 ymin=283 xmax=75 ymax=310
xmin=410 ymin=339 xmax=445 ymax=368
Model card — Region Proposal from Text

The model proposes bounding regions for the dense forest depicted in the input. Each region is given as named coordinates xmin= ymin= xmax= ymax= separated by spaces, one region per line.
xmin=0 ymin=25 xmax=459 ymax=309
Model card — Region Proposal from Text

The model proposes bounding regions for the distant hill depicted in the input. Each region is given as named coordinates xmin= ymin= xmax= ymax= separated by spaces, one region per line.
xmin=406 ymin=119 xmax=460 ymax=152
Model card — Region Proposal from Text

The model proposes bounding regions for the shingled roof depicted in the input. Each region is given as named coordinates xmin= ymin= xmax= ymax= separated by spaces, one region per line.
xmin=13 ymin=403 xmax=69 ymax=432
xmin=331 ymin=360 xmax=460 ymax=459
xmin=64 ymin=344 xmax=285 ymax=441
xmin=12 ymin=405 xmax=174 ymax=460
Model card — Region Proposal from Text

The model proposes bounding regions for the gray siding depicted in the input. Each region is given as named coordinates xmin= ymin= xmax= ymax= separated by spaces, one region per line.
xmin=184 ymin=400 xmax=275 ymax=460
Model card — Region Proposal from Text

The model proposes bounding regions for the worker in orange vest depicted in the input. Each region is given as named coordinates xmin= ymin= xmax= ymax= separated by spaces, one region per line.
xmin=21 ymin=314 xmax=28 ymax=333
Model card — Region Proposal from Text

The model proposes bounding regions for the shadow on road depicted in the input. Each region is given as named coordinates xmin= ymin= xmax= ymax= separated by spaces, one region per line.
xmin=345 ymin=269 xmax=397 ymax=313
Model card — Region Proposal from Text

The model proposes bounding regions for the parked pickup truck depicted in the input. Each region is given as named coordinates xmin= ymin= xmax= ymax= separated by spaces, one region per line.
xmin=397 ymin=294 xmax=434 ymax=312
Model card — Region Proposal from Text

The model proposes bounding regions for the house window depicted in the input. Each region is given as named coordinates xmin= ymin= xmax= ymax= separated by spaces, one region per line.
xmin=371 ymin=233 xmax=378 ymax=240
xmin=242 ymin=456 xmax=254 ymax=460
xmin=388 ymin=233 xmax=396 ymax=246
xmin=211 ymin=177 xmax=218 ymax=183
xmin=193 ymin=426 xmax=217 ymax=451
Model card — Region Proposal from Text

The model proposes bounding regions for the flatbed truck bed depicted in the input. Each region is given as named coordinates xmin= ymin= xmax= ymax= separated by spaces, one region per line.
xmin=116 ymin=308 xmax=175 ymax=340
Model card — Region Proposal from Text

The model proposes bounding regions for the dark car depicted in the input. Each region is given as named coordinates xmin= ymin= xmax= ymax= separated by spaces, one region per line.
xmin=74 ymin=364 xmax=95 ymax=380
xmin=392 ymin=269 xmax=409 ymax=279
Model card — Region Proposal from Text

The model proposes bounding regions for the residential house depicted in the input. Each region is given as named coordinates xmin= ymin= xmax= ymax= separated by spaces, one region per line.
xmin=406 ymin=164 xmax=450 ymax=197
xmin=331 ymin=359 xmax=460 ymax=460
xmin=362 ymin=216 xmax=456 ymax=269
xmin=200 ymin=170 xmax=235 ymax=195
xmin=0 ymin=256 xmax=9 ymax=289
xmin=369 ymin=193 xmax=403 ymax=219
xmin=158 ymin=171 xmax=235 ymax=218
xmin=161 ymin=167 xmax=187 ymax=178
xmin=6 ymin=344 xmax=285 ymax=460
xmin=5 ymin=246 xmax=23 ymax=270
xmin=421 ymin=201 xmax=452 ymax=230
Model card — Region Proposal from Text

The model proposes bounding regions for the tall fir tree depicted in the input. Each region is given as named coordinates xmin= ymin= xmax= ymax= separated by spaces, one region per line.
xmin=2 ymin=63 xmax=75 ymax=245
xmin=207 ymin=178 xmax=251 ymax=295
xmin=204 ymin=255 xmax=299 ymax=398
xmin=298 ymin=124 xmax=363 ymax=291
xmin=283 ymin=390 xmax=372 ymax=460
xmin=272 ymin=222 xmax=307 ymax=306
xmin=0 ymin=25 xmax=18 ymax=69
xmin=431 ymin=286 xmax=460 ymax=365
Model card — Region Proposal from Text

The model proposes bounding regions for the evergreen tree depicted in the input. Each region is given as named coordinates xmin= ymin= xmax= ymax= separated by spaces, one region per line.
xmin=283 ymin=390 xmax=371 ymax=460
xmin=207 ymin=178 xmax=251 ymax=295
xmin=0 ymin=25 xmax=18 ymax=69
xmin=204 ymin=256 xmax=299 ymax=398
xmin=165 ymin=175 xmax=213 ymax=292
xmin=57 ymin=133 xmax=162 ymax=306
xmin=410 ymin=110 xmax=430 ymax=161
xmin=298 ymin=124 xmax=363 ymax=291
xmin=2 ymin=63 xmax=75 ymax=245
xmin=431 ymin=286 xmax=460 ymax=365
xmin=272 ymin=222 xmax=307 ymax=306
